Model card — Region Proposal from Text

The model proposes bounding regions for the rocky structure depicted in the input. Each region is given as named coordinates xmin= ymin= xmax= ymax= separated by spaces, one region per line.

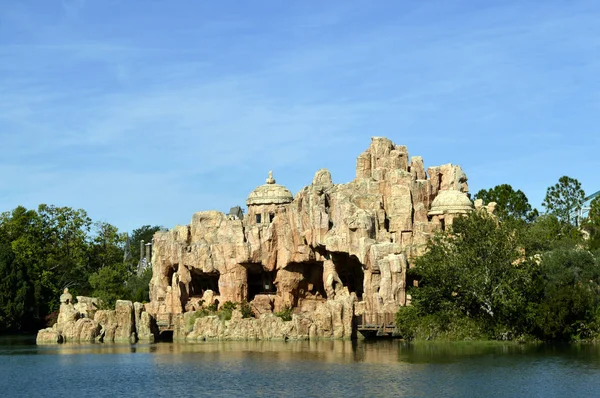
xmin=36 ymin=290 xmax=158 ymax=344
xmin=146 ymin=137 xmax=475 ymax=341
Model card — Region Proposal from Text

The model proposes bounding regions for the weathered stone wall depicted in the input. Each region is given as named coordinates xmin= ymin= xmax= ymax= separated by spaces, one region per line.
xmin=145 ymin=137 xmax=470 ymax=340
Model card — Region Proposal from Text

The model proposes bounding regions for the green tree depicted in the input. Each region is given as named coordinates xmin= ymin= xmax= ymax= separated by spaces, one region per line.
xmin=127 ymin=225 xmax=163 ymax=271
xmin=125 ymin=268 xmax=152 ymax=303
xmin=0 ymin=204 xmax=163 ymax=332
xmin=400 ymin=212 xmax=534 ymax=339
xmin=583 ymin=197 xmax=600 ymax=250
xmin=521 ymin=214 xmax=583 ymax=254
xmin=530 ymin=248 xmax=600 ymax=341
xmin=542 ymin=176 xmax=585 ymax=225
xmin=89 ymin=263 xmax=128 ymax=308
xmin=0 ymin=207 xmax=43 ymax=330
xmin=34 ymin=204 xmax=92 ymax=300
xmin=474 ymin=184 xmax=538 ymax=222
xmin=0 ymin=239 xmax=32 ymax=332
xmin=88 ymin=222 xmax=126 ymax=271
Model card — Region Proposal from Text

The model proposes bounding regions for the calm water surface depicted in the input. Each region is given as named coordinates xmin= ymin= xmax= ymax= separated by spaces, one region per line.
xmin=2 ymin=336 xmax=600 ymax=397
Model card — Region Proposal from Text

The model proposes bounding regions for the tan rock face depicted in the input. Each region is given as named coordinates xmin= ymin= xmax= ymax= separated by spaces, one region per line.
xmin=114 ymin=300 xmax=136 ymax=342
xmin=184 ymin=294 xmax=355 ymax=341
xmin=36 ymin=297 xmax=156 ymax=344
xmin=147 ymin=137 xmax=473 ymax=339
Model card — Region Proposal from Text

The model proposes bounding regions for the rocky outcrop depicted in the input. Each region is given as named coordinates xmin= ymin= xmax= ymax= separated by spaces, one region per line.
xmin=135 ymin=302 xmax=158 ymax=342
xmin=182 ymin=293 xmax=356 ymax=341
xmin=93 ymin=300 xmax=138 ymax=343
xmin=37 ymin=137 xmax=476 ymax=343
xmin=146 ymin=137 xmax=474 ymax=340
xmin=36 ymin=295 xmax=157 ymax=344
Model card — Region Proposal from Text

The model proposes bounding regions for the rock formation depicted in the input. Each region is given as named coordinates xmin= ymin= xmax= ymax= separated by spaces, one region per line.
xmin=146 ymin=137 xmax=474 ymax=340
xmin=36 ymin=292 xmax=158 ymax=344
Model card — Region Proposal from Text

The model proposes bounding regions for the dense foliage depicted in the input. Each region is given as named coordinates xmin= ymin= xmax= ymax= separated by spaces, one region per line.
xmin=583 ymin=197 xmax=600 ymax=251
xmin=474 ymin=184 xmax=538 ymax=222
xmin=398 ymin=177 xmax=600 ymax=342
xmin=542 ymin=176 xmax=585 ymax=225
xmin=0 ymin=204 xmax=162 ymax=332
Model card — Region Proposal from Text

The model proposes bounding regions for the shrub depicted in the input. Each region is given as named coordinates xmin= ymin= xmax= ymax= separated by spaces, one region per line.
xmin=275 ymin=306 xmax=293 ymax=321
xmin=217 ymin=301 xmax=237 ymax=321
xmin=221 ymin=301 xmax=237 ymax=311
xmin=240 ymin=301 xmax=254 ymax=319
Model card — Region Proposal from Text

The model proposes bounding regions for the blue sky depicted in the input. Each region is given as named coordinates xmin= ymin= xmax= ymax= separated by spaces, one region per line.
xmin=1 ymin=0 xmax=599 ymax=232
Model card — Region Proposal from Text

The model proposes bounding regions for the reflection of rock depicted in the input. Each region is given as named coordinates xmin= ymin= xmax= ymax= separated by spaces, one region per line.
xmin=146 ymin=137 xmax=474 ymax=340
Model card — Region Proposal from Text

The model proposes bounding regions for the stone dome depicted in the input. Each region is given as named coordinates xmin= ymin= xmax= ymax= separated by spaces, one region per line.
xmin=428 ymin=190 xmax=473 ymax=216
xmin=246 ymin=171 xmax=293 ymax=206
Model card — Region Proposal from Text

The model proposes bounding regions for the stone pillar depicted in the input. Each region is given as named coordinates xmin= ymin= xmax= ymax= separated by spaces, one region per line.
xmin=356 ymin=152 xmax=371 ymax=179
xmin=323 ymin=259 xmax=343 ymax=299
xmin=145 ymin=243 xmax=151 ymax=263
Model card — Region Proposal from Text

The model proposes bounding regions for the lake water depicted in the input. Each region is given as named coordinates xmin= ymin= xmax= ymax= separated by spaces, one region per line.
xmin=2 ymin=336 xmax=600 ymax=397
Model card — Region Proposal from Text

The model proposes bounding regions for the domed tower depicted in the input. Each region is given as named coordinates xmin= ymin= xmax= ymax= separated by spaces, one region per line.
xmin=246 ymin=171 xmax=293 ymax=224
xmin=428 ymin=189 xmax=473 ymax=230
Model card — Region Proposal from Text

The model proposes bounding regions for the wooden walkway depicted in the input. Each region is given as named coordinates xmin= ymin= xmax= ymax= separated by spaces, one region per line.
xmin=356 ymin=313 xmax=398 ymax=338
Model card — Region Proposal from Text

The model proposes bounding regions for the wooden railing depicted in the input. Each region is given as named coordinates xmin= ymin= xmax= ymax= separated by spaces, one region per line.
xmin=356 ymin=313 xmax=396 ymax=327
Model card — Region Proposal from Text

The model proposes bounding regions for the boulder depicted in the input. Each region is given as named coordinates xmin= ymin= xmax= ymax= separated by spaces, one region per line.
xmin=36 ymin=327 xmax=62 ymax=344
xmin=114 ymin=300 xmax=136 ymax=343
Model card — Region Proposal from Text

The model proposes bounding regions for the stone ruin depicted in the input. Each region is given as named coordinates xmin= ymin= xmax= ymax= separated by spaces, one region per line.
xmin=143 ymin=137 xmax=478 ymax=340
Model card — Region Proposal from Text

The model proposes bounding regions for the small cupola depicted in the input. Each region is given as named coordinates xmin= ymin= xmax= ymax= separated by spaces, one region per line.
xmin=246 ymin=171 xmax=293 ymax=207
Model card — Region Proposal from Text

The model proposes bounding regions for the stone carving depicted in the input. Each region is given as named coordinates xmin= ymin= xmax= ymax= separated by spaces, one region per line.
xmin=145 ymin=137 xmax=474 ymax=340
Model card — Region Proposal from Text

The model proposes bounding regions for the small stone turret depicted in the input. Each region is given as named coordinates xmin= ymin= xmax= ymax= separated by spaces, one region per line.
xmin=246 ymin=171 xmax=293 ymax=206
xmin=246 ymin=171 xmax=293 ymax=224
xmin=428 ymin=189 xmax=473 ymax=229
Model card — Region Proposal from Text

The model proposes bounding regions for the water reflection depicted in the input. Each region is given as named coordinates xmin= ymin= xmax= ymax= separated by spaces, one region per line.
xmin=44 ymin=340 xmax=399 ymax=364
xmin=3 ymin=338 xmax=600 ymax=397
xmin=0 ymin=339 xmax=591 ymax=368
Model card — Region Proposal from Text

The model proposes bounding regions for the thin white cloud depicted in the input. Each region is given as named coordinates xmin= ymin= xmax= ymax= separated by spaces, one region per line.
xmin=1 ymin=0 xmax=600 ymax=230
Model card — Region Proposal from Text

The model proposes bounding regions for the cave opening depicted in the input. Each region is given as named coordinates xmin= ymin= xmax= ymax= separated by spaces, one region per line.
xmin=287 ymin=262 xmax=326 ymax=303
xmin=189 ymin=269 xmax=220 ymax=296
xmin=333 ymin=253 xmax=364 ymax=299
xmin=157 ymin=330 xmax=173 ymax=342
xmin=244 ymin=263 xmax=277 ymax=301
xmin=165 ymin=264 xmax=177 ymax=287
